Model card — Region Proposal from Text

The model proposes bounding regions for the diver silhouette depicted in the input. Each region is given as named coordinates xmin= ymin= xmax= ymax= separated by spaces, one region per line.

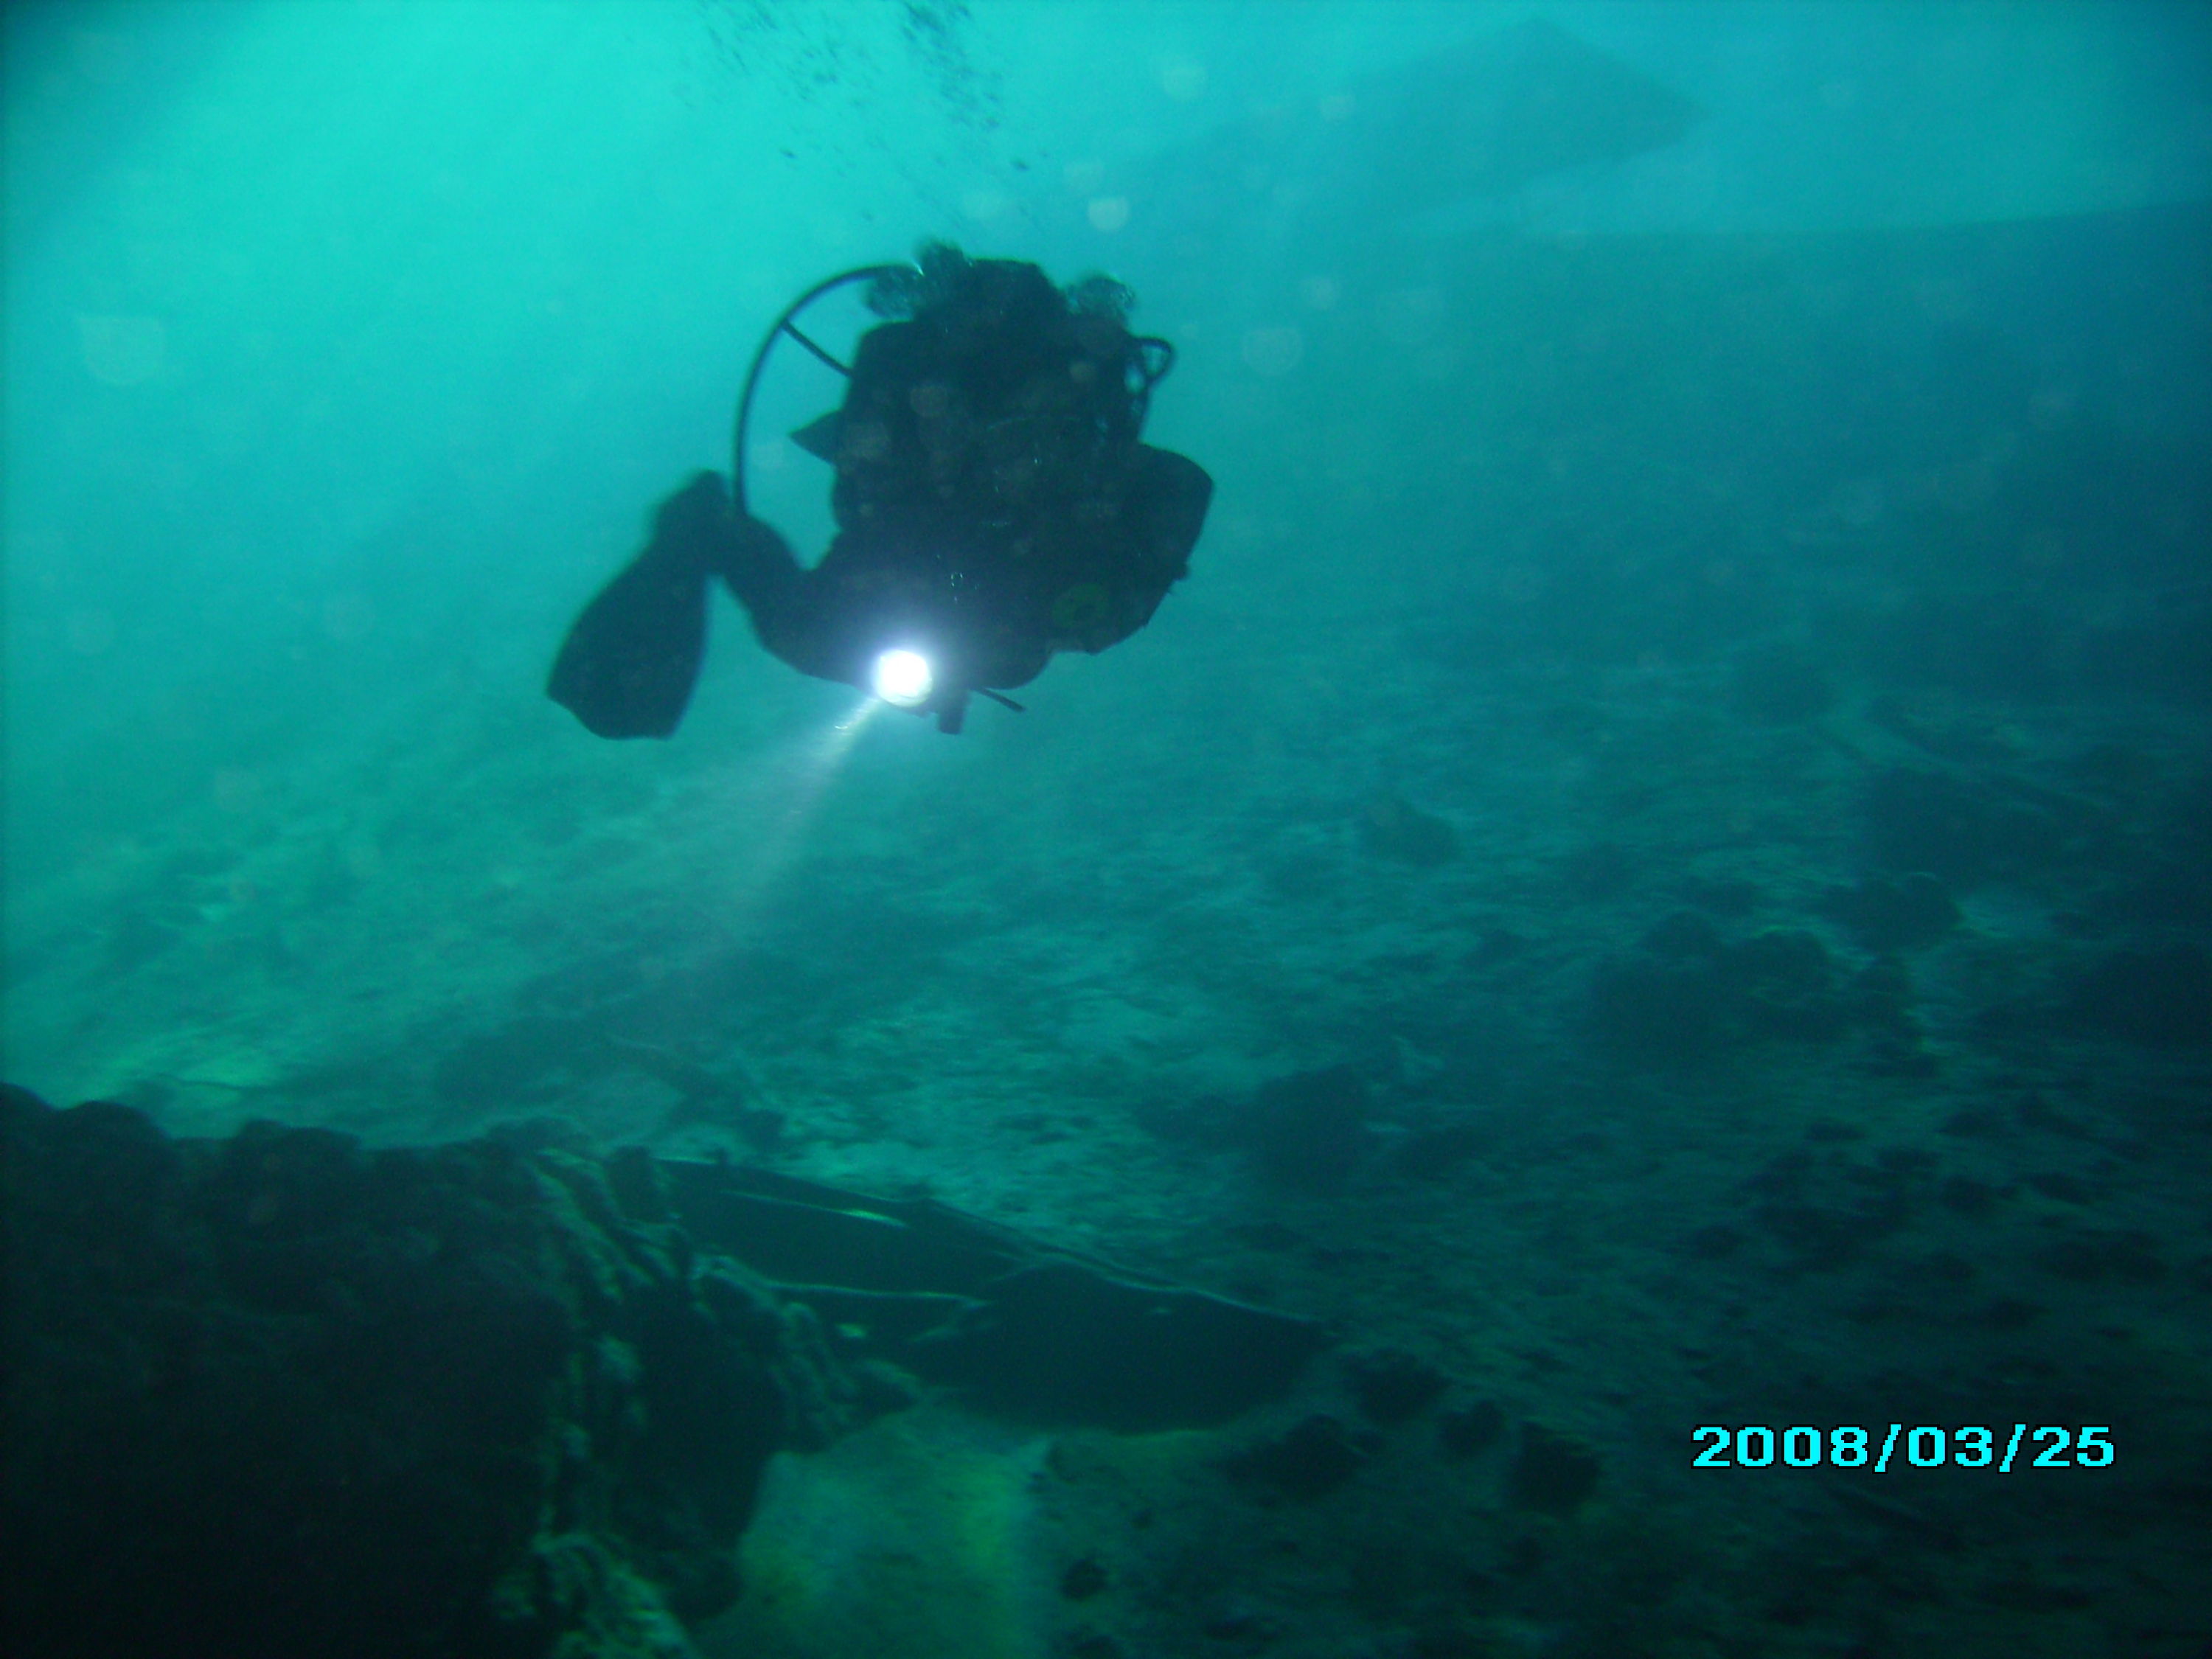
xmin=549 ymin=243 xmax=1213 ymax=736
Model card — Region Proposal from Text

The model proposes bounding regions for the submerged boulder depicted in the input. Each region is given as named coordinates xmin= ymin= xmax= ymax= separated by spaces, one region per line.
xmin=2 ymin=1085 xmax=1329 ymax=1658
xmin=1818 ymin=872 xmax=1962 ymax=952
xmin=2065 ymin=944 xmax=2212 ymax=1046
xmin=0 ymin=1085 xmax=836 ymax=1659
xmin=1590 ymin=921 xmax=1852 ymax=1065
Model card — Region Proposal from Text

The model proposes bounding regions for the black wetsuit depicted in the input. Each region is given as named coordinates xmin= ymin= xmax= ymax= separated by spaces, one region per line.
xmin=719 ymin=259 xmax=1211 ymax=717
xmin=549 ymin=255 xmax=1209 ymax=738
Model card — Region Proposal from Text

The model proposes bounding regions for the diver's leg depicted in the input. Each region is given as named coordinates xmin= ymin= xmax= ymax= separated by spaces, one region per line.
xmin=548 ymin=471 xmax=734 ymax=738
xmin=713 ymin=502 xmax=852 ymax=684
xmin=712 ymin=505 xmax=806 ymax=618
xmin=649 ymin=469 xmax=737 ymax=570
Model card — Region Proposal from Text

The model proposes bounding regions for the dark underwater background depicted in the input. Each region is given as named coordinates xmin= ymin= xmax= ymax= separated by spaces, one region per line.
xmin=5 ymin=3 xmax=2211 ymax=1656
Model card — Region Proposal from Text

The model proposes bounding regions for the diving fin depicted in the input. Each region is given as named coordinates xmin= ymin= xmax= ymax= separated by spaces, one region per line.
xmin=547 ymin=471 xmax=728 ymax=739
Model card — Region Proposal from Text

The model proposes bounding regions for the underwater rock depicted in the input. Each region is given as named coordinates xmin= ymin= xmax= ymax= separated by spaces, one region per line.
xmin=1751 ymin=1200 xmax=1891 ymax=1269
xmin=1197 ymin=1596 xmax=1282 ymax=1643
xmin=1730 ymin=928 xmax=1852 ymax=1040
xmin=1561 ymin=841 xmax=1638 ymax=901
xmin=102 ymin=901 xmax=195 ymax=973
xmin=1819 ymin=872 xmax=1962 ymax=952
xmin=1860 ymin=767 xmax=2058 ymax=889
xmin=658 ymin=1161 xmax=1329 ymax=1430
xmin=1438 ymin=1399 xmax=1508 ymax=1458
xmin=1677 ymin=1222 xmax=1745 ymax=1259
xmin=1937 ymin=1175 xmax=2009 ymax=1218
xmin=1222 ymin=1413 xmax=1371 ymax=1501
xmin=1677 ymin=874 xmax=1762 ymax=917
xmin=3 ymin=1085 xmax=1331 ymax=1655
xmin=1731 ymin=642 xmax=1834 ymax=723
xmin=1590 ymin=925 xmax=1850 ymax=1065
xmin=1506 ymin=1423 xmax=1601 ymax=1516
xmin=0 ymin=1085 xmax=827 ymax=1659
xmin=1736 ymin=1141 xmax=1938 ymax=1270
xmin=432 ymin=1013 xmax=617 ymax=1106
xmin=2032 ymin=1228 xmax=2168 ymax=1284
xmin=1360 ymin=793 xmax=1461 ymax=866
xmin=1868 ymin=599 xmax=2073 ymax=701
xmin=1644 ymin=908 xmax=1728 ymax=959
xmin=1240 ymin=1062 xmax=1377 ymax=1191
xmin=1844 ymin=958 xmax=1930 ymax=1063
xmin=2023 ymin=1171 xmax=2096 ymax=1205
xmin=1384 ymin=1119 xmax=1498 ymax=1180
xmin=905 ymin=1261 xmax=1329 ymax=1431
xmin=1589 ymin=956 xmax=1733 ymax=1062
xmin=1343 ymin=1347 xmax=1450 ymax=1425
xmin=2065 ymin=944 xmax=2212 ymax=1046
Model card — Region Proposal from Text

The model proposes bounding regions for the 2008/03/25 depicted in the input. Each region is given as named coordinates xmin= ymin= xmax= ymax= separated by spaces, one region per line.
xmin=1694 ymin=1425 xmax=2114 ymax=1471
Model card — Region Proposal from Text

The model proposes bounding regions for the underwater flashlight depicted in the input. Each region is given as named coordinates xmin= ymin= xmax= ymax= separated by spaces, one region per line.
xmin=870 ymin=648 xmax=934 ymax=708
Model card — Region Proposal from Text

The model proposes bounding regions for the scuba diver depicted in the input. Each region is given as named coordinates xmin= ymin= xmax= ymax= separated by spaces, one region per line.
xmin=549 ymin=243 xmax=1213 ymax=737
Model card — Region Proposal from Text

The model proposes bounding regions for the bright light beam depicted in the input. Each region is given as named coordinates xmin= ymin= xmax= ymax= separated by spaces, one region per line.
xmin=690 ymin=695 xmax=883 ymax=927
xmin=870 ymin=648 xmax=933 ymax=708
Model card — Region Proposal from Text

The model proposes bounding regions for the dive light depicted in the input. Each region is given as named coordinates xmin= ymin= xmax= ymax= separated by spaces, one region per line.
xmin=870 ymin=648 xmax=935 ymax=708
